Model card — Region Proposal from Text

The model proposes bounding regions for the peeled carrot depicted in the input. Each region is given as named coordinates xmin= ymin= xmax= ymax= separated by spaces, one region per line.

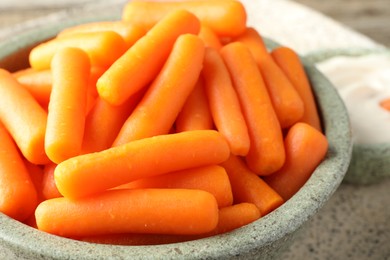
xmin=233 ymin=27 xmax=268 ymax=65
xmin=35 ymin=188 xmax=219 ymax=237
xmin=13 ymin=68 xmax=52 ymax=108
xmin=55 ymin=130 xmax=230 ymax=199
xmin=57 ymin=21 xmax=146 ymax=48
xmin=380 ymin=98 xmax=390 ymax=111
xmin=29 ymin=31 xmax=126 ymax=70
xmin=0 ymin=69 xmax=48 ymax=164
xmin=202 ymin=47 xmax=250 ymax=156
xmin=263 ymin=122 xmax=328 ymax=201
xmin=0 ymin=123 xmax=38 ymax=222
xmin=42 ymin=163 xmax=62 ymax=200
xmin=234 ymin=28 xmax=304 ymax=128
xmin=97 ymin=10 xmax=200 ymax=106
xmin=45 ymin=47 xmax=90 ymax=164
xmin=112 ymin=33 xmax=205 ymax=145
xmin=122 ymin=0 xmax=246 ymax=37
xmin=271 ymin=46 xmax=322 ymax=131
xmin=210 ymin=203 xmax=260 ymax=235
xmin=117 ymin=165 xmax=233 ymax=208
xmin=220 ymin=42 xmax=285 ymax=175
xmin=175 ymin=78 xmax=214 ymax=132
xmin=221 ymin=154 xmax=284 ymax=215
xmin=24 ymin=160 xmax=45 ymax=203
xmin=81 ymin=202 xmax=260 ymax=245
xmin=198 ymin=25 xmax=222 ymax=50
xmin=82 ymin=91 xmax=144 ymax=154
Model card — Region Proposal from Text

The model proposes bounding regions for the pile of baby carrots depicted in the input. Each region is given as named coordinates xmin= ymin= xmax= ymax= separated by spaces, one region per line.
xmin=0 ymin=0 xmax=328 ymax=245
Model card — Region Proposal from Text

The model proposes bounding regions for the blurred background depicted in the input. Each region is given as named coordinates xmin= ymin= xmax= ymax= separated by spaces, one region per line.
xmin=0 ymin=0 xmax=389 ymax=47
xmin=292 ymin=0 xmax=390 ymax=47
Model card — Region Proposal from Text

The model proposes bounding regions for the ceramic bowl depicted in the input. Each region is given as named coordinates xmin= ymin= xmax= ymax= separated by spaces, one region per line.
xmin=305 ymin=48 xmax=390 ymax=184
xmin=0 ymin=9 xmax=352 ymax=260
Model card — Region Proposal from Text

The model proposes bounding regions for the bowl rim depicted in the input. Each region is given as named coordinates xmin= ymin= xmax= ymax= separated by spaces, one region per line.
xmin=0 ymin=11 xmax=352 ymax=260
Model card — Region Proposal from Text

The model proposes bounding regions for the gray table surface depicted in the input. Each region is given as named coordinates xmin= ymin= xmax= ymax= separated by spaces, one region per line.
xmin=0 ymin=1 xmax=389 ymax=259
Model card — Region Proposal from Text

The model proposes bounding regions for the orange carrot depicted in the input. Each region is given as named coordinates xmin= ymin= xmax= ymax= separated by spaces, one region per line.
xmin=271 ymin=46 xmax=322 ymax=131
xmin=29 ymin=31 xmax=126 ymax=70
xmin=80 ymin=202 xmax=260 ymax=245
xmin=0 ymin=123 xmax=38 ymax=222
xmin=55 ymin=130 xmax=230 ymax=199
xmin=42 ymin=163 xmax=62 ymax=200
xmin=221 ymin=154 xmax=284 ymax=215
xmin=234 ymin=28 xmax=305 ymax=128
xmin=112 ymin=33 xmax=205 ymax=145
xmin=0 ymin=69 xmax=48 ymax=164
xmin=202 ymin=47 xmax=250 ymax=156
xmin=220 ymin=42 xmax=285 ymax=175
xmin=198 ymin=25 xmax=222 ymax=50
xmin=117 ymin=165 xmax=233 ymax=208
xmin=45 ymin=47 xmax=90 ymax=164
xmin=233 ymin=27 xmax=268 ymax=66
xmin=380 ymin=97 xmax=390 ymax=111
xmin=210 ymin=203 xmax=260 ymax=235
xmin=122 ymin=0 xmax=246 ymax=37
xmin=57 ymin=21 xmax=146 ymax=48
xmin=175 ymin=77 xmax=214 ymax=132
xmin=82 ymin=91 xmax=144 ymax=154
xmin=263 ymin=122 xmax=328 ymax=201
xmin=97 ymin=10 xmax=201 ymax=106
xmin=13 ymin=68 xmax=52 ymax=108
xmin=35 ymin=188 xmax=219 ymax=237
xmin=24 ymin=160 xmax=45 ymax=203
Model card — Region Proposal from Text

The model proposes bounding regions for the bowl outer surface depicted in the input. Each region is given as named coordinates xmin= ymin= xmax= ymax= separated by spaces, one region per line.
xmin=0 ymin=12 xmax=352 ymax=260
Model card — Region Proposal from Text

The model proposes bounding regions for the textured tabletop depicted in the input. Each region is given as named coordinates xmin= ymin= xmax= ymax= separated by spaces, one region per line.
xmin=0 ymin=0 xmax=389 ymax=259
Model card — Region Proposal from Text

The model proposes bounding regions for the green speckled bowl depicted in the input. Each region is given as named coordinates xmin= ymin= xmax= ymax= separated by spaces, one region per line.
xmin=0 ymin=10 xmax=352 ymax=260
xmin=305 ymin=48 xmax=390 ymax=185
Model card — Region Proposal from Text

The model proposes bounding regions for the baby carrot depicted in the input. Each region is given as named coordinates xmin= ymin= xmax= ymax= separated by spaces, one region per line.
xmin=210 ymin=203 xmax=260 ymax=235
xmin=29 ymin=31 xmax=126 ymax=70
xmin=198 ymin=25 xmax=222 ymax=50
xmin=45 ymin=47 xmax=90 ymax=164
xmin=271 ymin=46 xmax=321 ymax=131
xmin=42 ymin=163 xmax=62 ymax=200
xmin=13 ymin=68 xmax=52 ymax=108
xmin=221 ymin=154 xmax=284 ymax=216
xmin=82 ymin=91 xmax=144 ymax=154
xmin=380 ymin=98 xmax=390 ymax=111
xmin=112 ymin=33 xmax=205 ymax=145
xmin=233 ymin=27 xmax=268 ymax=66
xmin=0 ymin=69 xmax=48 ymax=164
xmin=97 ymin=10 xmax=201 ymax=106
xmin=202 ymin=47 xmax=250 ymax=156
xmin=220 ymin=42 xmax=285 ymax=175
xmin=24 ymin=160 xmax=45 ymax=203
xmin=0 ymin=123 xmax=38 ymax=222
xmin=122 ymin=0 xmax=246 ymax=37
xmin=80 ymin=203 xmax=260 ymax=245
xmin=263 ymin=122 xmax=328 ymax=201
xmin=55 ymin=130 xmax=230 ymax=199
xmin=234 ymin=28 xmax=304 ymax=128
xmin=175 ymin=78 xmax=214 ymax=132
xmin=57 ymin=21 xmax=146 ymax=48
xmin=118 ymin=165 xmax=233 ymax=208
xmin=35 ymin=188 xmax=219 ymax=237
xmin=259 ymin=56 xmax=305 ymax=128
